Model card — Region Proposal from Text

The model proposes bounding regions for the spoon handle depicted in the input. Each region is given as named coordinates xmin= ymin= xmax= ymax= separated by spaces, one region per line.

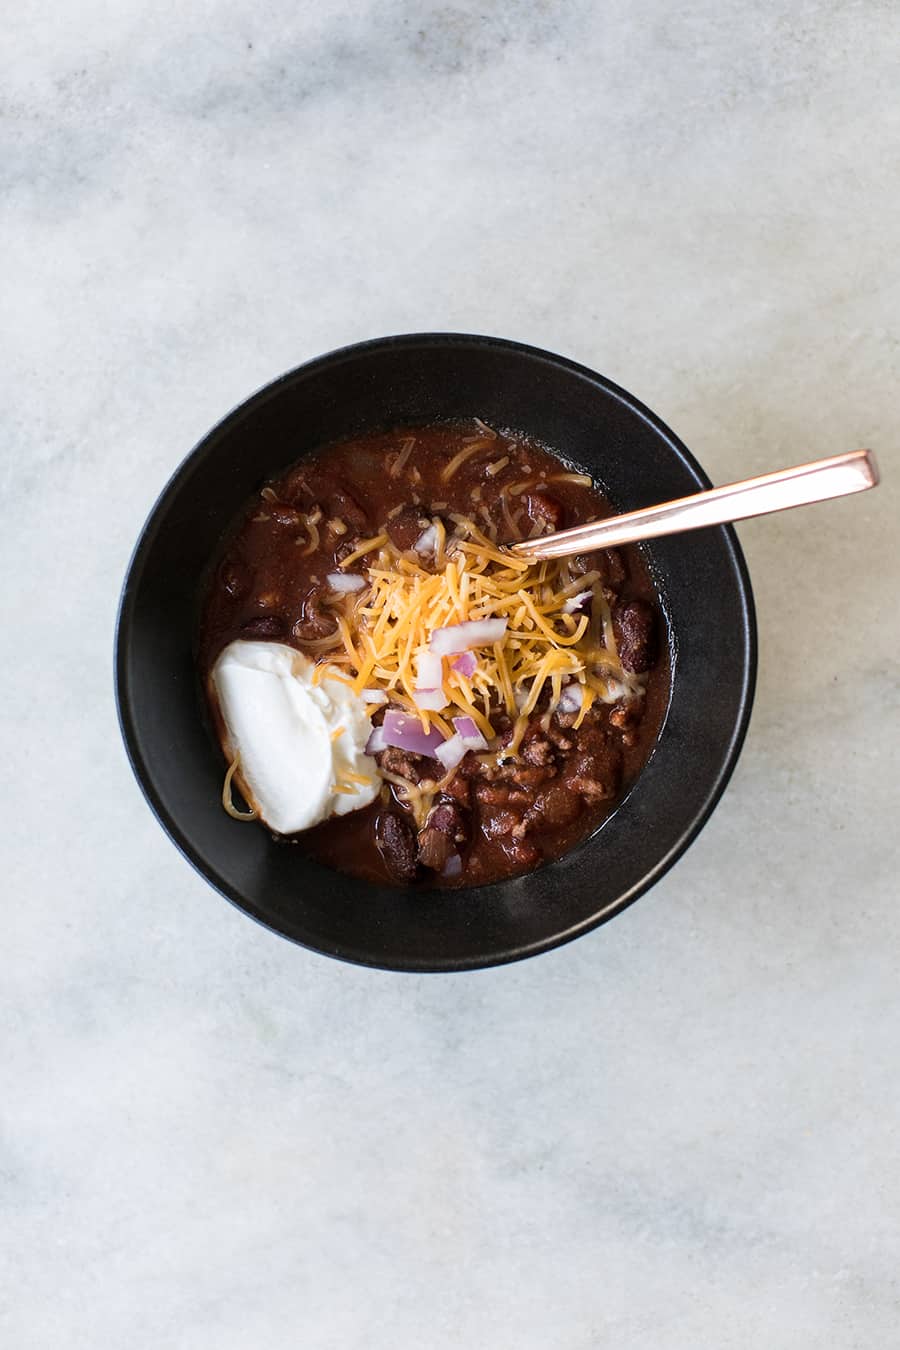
xmin=509 ymin=448 xmax=880 ymax=561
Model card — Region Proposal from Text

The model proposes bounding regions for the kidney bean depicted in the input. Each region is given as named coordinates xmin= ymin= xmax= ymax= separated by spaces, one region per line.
xmin=374 ymin=811 xmax=418 ymax=882
xmin=613 ymin=599 xmax=657 ymax=673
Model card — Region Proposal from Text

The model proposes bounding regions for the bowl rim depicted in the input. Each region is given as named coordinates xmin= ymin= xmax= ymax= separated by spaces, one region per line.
xmin=115 ymin=331 xmax=757 ymax=971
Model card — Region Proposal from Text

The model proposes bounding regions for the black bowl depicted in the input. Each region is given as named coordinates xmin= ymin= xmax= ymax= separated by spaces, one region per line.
xmin=116 ymin=334 xmax=756 ymax=972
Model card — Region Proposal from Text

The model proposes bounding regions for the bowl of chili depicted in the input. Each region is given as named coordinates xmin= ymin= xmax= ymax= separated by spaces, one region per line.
xmin=116 ymin=333 xmax=756 ymax=971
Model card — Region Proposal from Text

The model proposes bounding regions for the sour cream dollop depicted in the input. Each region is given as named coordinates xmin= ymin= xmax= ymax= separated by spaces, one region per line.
xmin=211 ymin=641 xmax=380 ymax=834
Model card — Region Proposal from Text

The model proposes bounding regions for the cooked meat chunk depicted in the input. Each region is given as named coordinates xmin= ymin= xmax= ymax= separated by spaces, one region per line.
xmin=374 ymin=811 xmax=418 ymax=882
xmin=417 ymin=826 xmax=453 ymax=871
xmin=458 ymin=750 xmax=486 ymax=780
xmin=547 ymin=720 xmax=575 ymax=750
xmin=475 ymin=781 xmax=534 ymax=811
xmin=609 ymin=700 xmax=642 ymax=746
xmin=497 ymin=834 xmax=541 ymax=870
xmin=613 ymin=599 xmax=657 ymax=674
xmin=280 ymin=467 xmax=316 ymax=506
xmin=481 ymin=808 xmax=523 ymax=841
xmin=287 ymin=468 xmax=368 ymax=528
xmin=602 ymin=548 xmax=627 ymax=587
xmin=521 ymin=732 xmax=556 ymax=767
xmin=564 ymin=746 xmax=622 ymax=804
xmin=292 ymin=594 xmax=338 ymax=641
xmin=571 ymin=548 xmax=626 ymax=587
xmin=572 ymin=720 xmax=609 ymax=759
xmin=560 ymin=719 xmax=624 ymax=804
xmin=379 ymin=746 xmax=432 ymax=785
xmin=386 ymin=504 xmax=430 ymax=552
xmin=565 ymin=775 xmax=616 ymax=804
xmin=499 ymin=762 xmax=556 ymax=790
xmin=328 ymin=485 xmax=368 ymax=530
xmin=527 ymin=782 xmax=583 ymax=829
xmin=524 ymin=491 xmax=564 ymax=532
xmin=442 ymin=774 xmax=472 ymax=807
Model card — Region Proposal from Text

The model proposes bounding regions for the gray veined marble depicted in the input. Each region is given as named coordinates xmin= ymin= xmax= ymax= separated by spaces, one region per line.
xmin=1 ymin=1 xmax=898 ymax=1346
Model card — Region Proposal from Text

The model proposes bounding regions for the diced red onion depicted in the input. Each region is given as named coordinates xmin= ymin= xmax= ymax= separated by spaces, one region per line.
xmin=414 ymin=523 xmax=438 ymax=556
xmin=362 ymin=688 xmax=387 ymax=704
xmin=430 ymin=617 xmax=508 ymax=656
xmin=381 ymin=709 xmax=446 ymax=758
xmin=412 ymin=688 xmax=447 ymax=711
xmin=441 ymin=852 xmax=463 ymax=878
xmin=452 ymin=716 xmax=488 ymax=751
xmin=365 ymin=725 xmax=387 ymax=755
xmin=326 ymin=571 xmax=367 ymax=593
xmin=416 ymin=651 xmax=443 ymax=690
xmin=557 ymin=683 xmax=584 ymax=714
xmin=450 ymin=650 xmax=478 ymax=678
xmin=435 ymin=733 xmax=467 ymax=772
xmin=563 ymin=590 xmax=592 ymax=615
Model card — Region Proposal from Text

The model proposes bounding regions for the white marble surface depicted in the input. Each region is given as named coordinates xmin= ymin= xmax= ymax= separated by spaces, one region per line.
xmin=3 ymin=2 xmax=898 ymax=1345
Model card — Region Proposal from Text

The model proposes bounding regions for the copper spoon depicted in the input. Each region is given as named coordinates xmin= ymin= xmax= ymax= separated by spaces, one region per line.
xmin=508 ymin=449 xmax=879 ymax=561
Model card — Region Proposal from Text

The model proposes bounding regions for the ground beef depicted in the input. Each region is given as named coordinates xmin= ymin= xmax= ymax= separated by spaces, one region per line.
xmin=609 ymin=700 xmax=642 ymax=746
xmin=499 ymin=762 xmax=556 ymax=790
xmin=558 ymin=721 xmax=623 ymax=804
xmin=378 ymin=746 xmax=433 ymax=785
xmin=547 ymin=719 xmax=575 ymax=749
xmin=442 ymin=774 xmax=472 ymax=807
xmin=563 ymin=747 xmax=621 ymax=804
xmin=521 ymin=731 xmax=556 ymax=767
xmin=458 ymin=750 xmax=487 ymax=780
xmin=475 ymin=781 xmax=534 ymax=811
xmin=526 ymin=781 xmax=583 ymax=829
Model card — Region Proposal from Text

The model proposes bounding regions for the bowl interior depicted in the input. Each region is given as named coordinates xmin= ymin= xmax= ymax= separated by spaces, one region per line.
xmin=116 ymin=334 xmax=755 ymax=971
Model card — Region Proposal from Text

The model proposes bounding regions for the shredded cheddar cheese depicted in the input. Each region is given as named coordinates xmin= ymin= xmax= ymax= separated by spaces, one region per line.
xmin=440 ymin=437 xmax=494 ymax=482
xmin=322 ymin=518 xmax=640 ymax=741
xmin=338 ymin=533 xmax=389 ymax=569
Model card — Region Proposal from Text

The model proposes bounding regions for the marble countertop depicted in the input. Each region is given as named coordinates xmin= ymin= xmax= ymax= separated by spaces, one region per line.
xmin=3 ymin=2 xmax=898 ymax=1345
